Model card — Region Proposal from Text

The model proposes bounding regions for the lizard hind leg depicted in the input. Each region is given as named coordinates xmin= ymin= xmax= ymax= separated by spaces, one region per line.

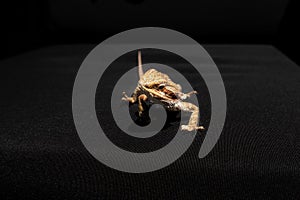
xmin=179 ymin=102 xmax=204 ymax=131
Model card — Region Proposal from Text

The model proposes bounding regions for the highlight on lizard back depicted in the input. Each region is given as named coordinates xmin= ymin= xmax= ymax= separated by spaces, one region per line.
xmin=122 ymin=51 xmax=204 ymax=132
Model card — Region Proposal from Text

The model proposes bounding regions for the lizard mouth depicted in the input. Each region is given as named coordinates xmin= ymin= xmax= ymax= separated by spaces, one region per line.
xmin=141 ymin=86 xmax=177 ymax=101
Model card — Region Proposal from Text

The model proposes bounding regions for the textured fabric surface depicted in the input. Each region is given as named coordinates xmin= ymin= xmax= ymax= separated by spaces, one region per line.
xmin=0 ymin=45 xmax=299 ymax=199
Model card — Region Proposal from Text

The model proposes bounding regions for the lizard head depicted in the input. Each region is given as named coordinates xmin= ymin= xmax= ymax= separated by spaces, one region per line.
xmin=139 ymin=69 xmax=182 ymax=101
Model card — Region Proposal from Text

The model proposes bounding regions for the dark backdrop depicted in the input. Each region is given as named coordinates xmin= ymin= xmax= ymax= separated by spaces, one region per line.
xmin=1 ymin=0 xmax=299 ymax=64
xmin=1 ymin=1 xmax=300 ymax=199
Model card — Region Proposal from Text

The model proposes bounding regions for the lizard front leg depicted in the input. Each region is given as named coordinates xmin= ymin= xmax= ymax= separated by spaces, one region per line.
xmin=137 ymin=94 xmax=147 ymax=116
xmin=122 ymin=92 xmax=136 ymax=103
xmin=178 ymin=91 xmax=197 ymax=100
xmin=178 ymin=102 xmax=204 ymax=131
xmin=122 ymin=92 xmax=148 ymax=117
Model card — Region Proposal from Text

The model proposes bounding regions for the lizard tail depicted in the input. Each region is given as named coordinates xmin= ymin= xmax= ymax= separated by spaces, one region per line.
xmin=138 ymin=50 xmax=144 ymax=79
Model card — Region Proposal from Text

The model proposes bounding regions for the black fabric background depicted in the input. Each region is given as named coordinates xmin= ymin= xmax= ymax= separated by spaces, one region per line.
xmin=0 ymin=45 xmax=299 ymax=199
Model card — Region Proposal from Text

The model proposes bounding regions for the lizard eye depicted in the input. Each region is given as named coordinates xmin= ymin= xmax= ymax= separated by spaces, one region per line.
xmin=158 ymin=84 xmax=165 ymax=89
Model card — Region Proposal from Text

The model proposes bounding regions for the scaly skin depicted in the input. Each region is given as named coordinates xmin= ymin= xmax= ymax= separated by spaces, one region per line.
xmin=122 ymin=51 xmax=204 ymax=131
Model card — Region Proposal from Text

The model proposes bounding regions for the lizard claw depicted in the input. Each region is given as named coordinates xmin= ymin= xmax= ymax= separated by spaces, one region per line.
xmin=187 ymin=90 xmax=198 ymax=96
xmin=122 ymin=92 xmax=135 ymax=103
xmin=122 ymin=92 xmax=129 ymax=101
